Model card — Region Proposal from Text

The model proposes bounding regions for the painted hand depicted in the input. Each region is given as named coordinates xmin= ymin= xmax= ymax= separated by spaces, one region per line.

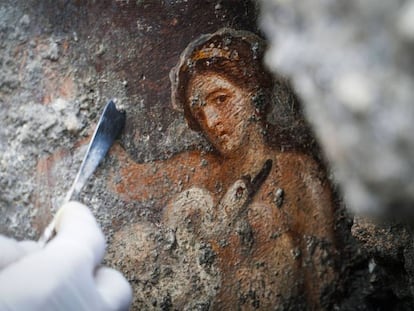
xmin=0 ymin=202 xmax=132 ymax=311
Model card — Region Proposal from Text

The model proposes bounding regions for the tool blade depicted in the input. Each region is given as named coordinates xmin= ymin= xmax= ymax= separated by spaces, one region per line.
xmin=65 ymin=100 xmax=126 ymax=202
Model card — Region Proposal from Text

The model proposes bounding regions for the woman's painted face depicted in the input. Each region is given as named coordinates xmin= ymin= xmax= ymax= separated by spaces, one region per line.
xmin=188 ymin=73 xmax=255 ymax=156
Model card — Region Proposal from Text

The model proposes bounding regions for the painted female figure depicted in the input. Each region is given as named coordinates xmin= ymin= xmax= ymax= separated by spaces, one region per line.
xmin=112 ymin=29 xmax=339 ymax=309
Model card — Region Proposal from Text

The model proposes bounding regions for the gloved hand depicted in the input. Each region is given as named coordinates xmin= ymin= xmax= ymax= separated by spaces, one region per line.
xmin=0 ymin=201 xmax=132 ymax=311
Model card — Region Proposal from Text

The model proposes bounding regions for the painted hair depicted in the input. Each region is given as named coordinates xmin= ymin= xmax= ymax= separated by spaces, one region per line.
xmin=170 ymin=28 xmax=319 ymax=158
xmin=170 ymin=28 xmax=273 ymax=131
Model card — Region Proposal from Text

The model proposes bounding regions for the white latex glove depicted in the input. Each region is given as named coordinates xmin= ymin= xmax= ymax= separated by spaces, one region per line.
xmin=0 ymin=202 xmax=132 ymax=311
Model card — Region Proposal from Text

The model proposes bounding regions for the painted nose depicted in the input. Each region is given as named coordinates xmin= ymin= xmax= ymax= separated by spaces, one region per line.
xmin=204 ymin=106 xmax=221 ymax=129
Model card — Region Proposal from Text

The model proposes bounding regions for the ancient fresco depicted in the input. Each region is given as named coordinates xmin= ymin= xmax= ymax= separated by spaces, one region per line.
xmin=2 ymin=1 xmax=413 ymax=309
xmin=107 ymin=28 xmax=339 ymax=309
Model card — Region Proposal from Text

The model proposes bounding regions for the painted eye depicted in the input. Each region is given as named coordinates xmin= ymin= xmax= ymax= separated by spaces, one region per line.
xmin=215 ymin=94 xmax=228 ymax=104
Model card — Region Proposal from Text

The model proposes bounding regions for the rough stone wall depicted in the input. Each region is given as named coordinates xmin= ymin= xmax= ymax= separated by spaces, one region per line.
xmin=260 ymin=0 xmax=414 ymax=309
xmin=260 ymin=0 xmax=414 ymax=216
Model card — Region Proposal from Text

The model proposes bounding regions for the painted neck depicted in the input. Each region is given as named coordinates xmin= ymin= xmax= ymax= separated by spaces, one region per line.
xmin=223 ymin=123 xmax=270 ymax=166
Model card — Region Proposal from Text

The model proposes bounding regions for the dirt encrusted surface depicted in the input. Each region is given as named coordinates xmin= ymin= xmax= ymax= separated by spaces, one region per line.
xmin=0 ymin=3 xmax=136 ymax=246
xmin=1 ymin=1 xmax=414 ymax=310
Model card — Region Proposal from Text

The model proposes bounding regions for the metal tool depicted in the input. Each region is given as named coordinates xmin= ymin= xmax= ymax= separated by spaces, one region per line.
xmin=39 ymin=100 xmax=126 ymax=244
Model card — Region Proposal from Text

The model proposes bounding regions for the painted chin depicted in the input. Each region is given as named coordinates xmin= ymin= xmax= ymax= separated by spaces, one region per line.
xmin=215 ymin=133 xmax=243 ymax=155
xmin=205 ymin=127 xmax=244 ymax=155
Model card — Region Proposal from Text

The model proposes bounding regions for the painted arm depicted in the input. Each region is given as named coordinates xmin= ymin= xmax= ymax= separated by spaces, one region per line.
xmin=108 ymin=144 xmax=221 ymax=207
